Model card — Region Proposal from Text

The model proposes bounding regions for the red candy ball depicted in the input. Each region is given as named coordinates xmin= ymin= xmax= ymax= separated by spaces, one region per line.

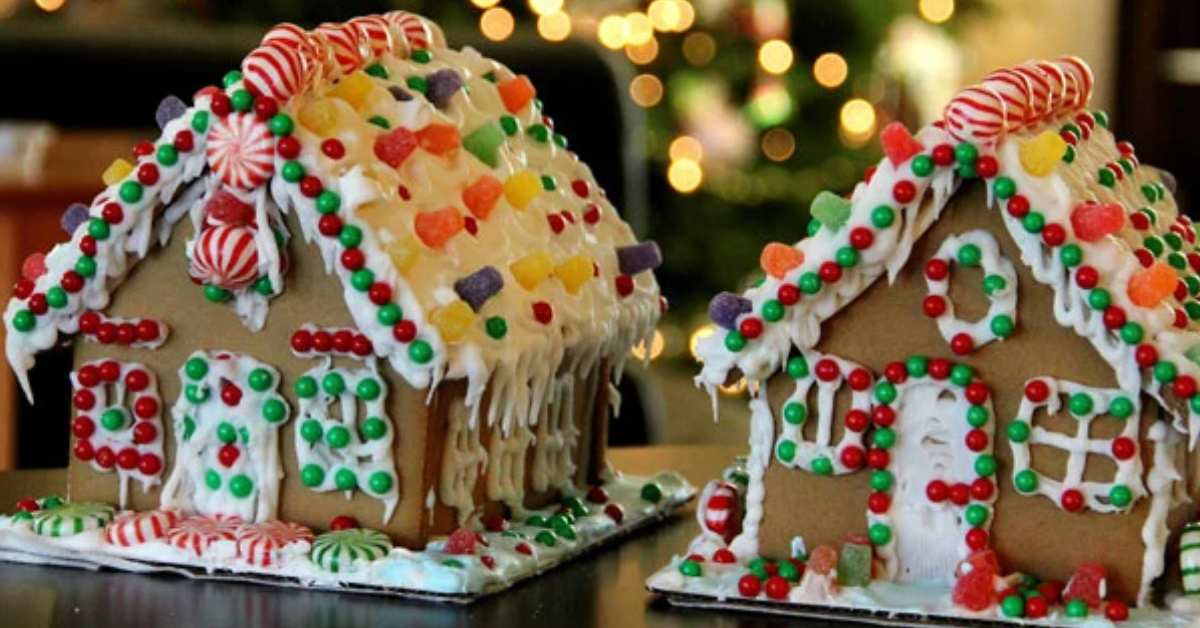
xmin=137 ymin=319 xmax=161 ymax=342
xmin=74 ymin=439 xmax=95 ymax=461
xmin=950 ymin=332 xmax=974 ymax=355
xmin=72 ymin=416 xmax=95 ymax=438
xmin=970 ymin=477 xmax=994 ymax=500
xmin=332 ymin=330 xmax=354 ymax=353
xmin=1135 ymin=344 xmax=1158 ymax=368
xmin=777 ymin=283 xmax=800 ymax=305
xmin=975 ymin=155 xmax=998 ymax=178
xmin=218 ymin=444 xmax=240 ymax=467
xmin=1173 ymin=375 xmax=1197 ymax=399
xmin=845 ymin=409 xmax=869 ymax=432
xmin=924 ymin=259 xmax=949 ymax=280
xmin=276 ymin=136 xmax=301 ymax=159
xmin=1060 ymin=488 xmax=1084 ymax=512
xmin=932 ymin=144 xmax=954 ymax=166
xmin=739 ymin=317 xmax=763 ymax=340
xmin=137 ymin=163 xmax=160 ymax=186
xmin=299 ymin=176 xmax=323 ymax=198
xmin=965 ymin=382 xmax=989 ymax=404
xmin=330 ymin=515 xmax=359 ymax=531
xmin=818 ymin=261 xmax=842 ymax=283
xmin=1025 ymin=595 xmax=1048 ymax=618
xmin=764 ymin=575 xmax=790 ymax=600
xmin=1105 ymin=599 xmax=1129 ymax=622
xmin=134 ymin=396 xmax=159 ymax=419
xmin=173 ymin=129 xmax=195 ymax=152
xmin=883 ymin=361 xmax=907 ymax=383
xmin=926 ymin=479 xmax=948 ymax=502
xmin=116 ymin=448 xmax=140 ymax=470
xmin=220 ymin=383 xmax=243 ymax=406
xmin=965 ymin=527 xmax=989 ymax=551
xmin=532 ymin=301 xmax=554 ymax=325
xmin=73 ymin=389 xmax=96 ymax=410
xmin=1006 ymin=195 xmax=1030 ymax=218
xmin=922 ymin=295 xmax=947 ymax=318
xmin=133 ymin=422 xmax=157 ymax=445
xmin=138 ymin=453 xmax=163 ymax=475
xmin=949 ymin=483 xmax=970 ymax=506
xmin=1075 ymin=265 xmax=1099 ymax=289
xmin=102 ymin=202 xmax=125 ymax=224
xmin=847 ymin=368 xmax=872 ymax=391
xmin=892 ymin=180 xmax=917 ymax=204
xmin=871 ymin=405 xmax=895 ymax=427
xmin=867 ymin=448 xmax=890 ymax=469
xmin=615 ymin=275 xmax=634 ymax=297
xmin=849 ymin=227 xmax=874 ymax=250
xmin=1024 ymin=379 xmax=1049 ymax=402
xmin=713 ymin=548 xmax=736 ymax=564
xmin=254 ymin=96 xmax=278 ymax=120
xmin=1042 ymin=223 xmax=1066 ymax=246
xmin=1103 ymin=306 xmax=1126 ymax=329
xmin=317 ymin=214 xmax=342 ymax=237
xmin=1111 ymin=437 xmax=1136 ymax=460
xmin=95 ymin=446 xmax=116 ymax=469
xmin=351 ymin=335 xmax=374 ymax=357
xmin=814 ymin=358 xmax=839 ymax=382
xmin=99 ymin=360 xmax=121 ymax=382
xmin=392 ymin=320 xmax=417 ymax=343
xmin=840 ymin=446 xmax=865 ymax=470
xmin=738 ymin=574 xmax=762 ymax=598
xmin=965 ymin=429 xmax=988 ymax=452
xmin=321 ymin=138 xmax=346 ymax=159
xmin=867 ymin=491 xmax=890 ymax=514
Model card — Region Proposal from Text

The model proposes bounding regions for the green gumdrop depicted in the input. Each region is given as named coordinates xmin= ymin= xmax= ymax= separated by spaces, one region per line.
xmin=463 ymin=122 xmax=506 ymax=167
xmin=836 ymin=542 xmax=872 ymax=586
xmin=810 ymin=190 xmax=852 ymax=232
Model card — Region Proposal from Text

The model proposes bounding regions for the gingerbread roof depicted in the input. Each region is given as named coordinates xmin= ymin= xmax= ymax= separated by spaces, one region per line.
xmin=4 ymin=13 xmax=662 ymax=417
xmin=695 ymin=57 xmax=1200 ymax=443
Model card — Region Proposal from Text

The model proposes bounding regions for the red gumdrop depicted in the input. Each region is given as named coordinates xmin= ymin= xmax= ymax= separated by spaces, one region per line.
xmin=414 ymin=207 xmax=464 ymax=249
xmin=1064 ymin=562 xmax=1107 ymax=608
xmin=445 ymin=527 xmax=478 ymax=555
xmin=952 ymin=565 xmax=997 ymax=612
xmin=807 ymin=544 xmax=838 ymax=575
xmin=1070 ymin=202 xmax=1125 ymax=242
xmin=462 ymin=175 xmax=503 ymax=220
xmin=374 ymin=127 xmax=419 ymax=168
xmin=22 ymin=253 xmax=47 ymax=281
xmin=880 ymin=122 xmax=924 ymax=166
xmin=204 ymin=189 xmax=255 ymax=226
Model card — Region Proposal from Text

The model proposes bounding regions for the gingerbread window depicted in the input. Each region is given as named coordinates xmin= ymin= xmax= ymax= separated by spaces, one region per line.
xmin=774 ymin=350 xmax=873 ymax=475
xmin=1007 ymin=377 xmax=1144 ymax=513
xmin=922 ymin=230 xmax=1017 ymax=355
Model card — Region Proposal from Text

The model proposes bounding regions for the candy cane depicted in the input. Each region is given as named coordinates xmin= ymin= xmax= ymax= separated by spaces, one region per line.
xmin=384 ymin=11 xmax=439 ymax=54
xmin=235 ymin=520 xmax=314 ymax=567
xmin=944 ymin=58 xmax=1094 ymax=145
xmin=105 ymin=509 xmax=179 ymax=547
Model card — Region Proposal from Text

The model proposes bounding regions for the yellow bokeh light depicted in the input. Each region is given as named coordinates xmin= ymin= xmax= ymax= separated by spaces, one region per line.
xmin=648 ymin=0 xmax=681 ymax=32
xmin=35 ymin=0 xmax=65 ymax=11
xmin=629 ymin=74 xmax=664 ymax=108
xmin=761 ymin=128 xmax=796 ymax=162
xmin=840 ymin=98 xmax=876 ymax=135
xmin=918 ymin=0 xmax=955 ymax=24
xmin=668 ymin=136 xmax=703 ymax=162
xmin=813 ymin=52 xmax=848 ymax=89
xmin=675 ymin=0 xmax=696 ymax=32
xmin=480 ymin=7 xmax=515 ymax=42
xmin=529 ymin=0 xmax=563 ymax=16
xmin=537 ymin=11 xmax=572 ymax=42
xmin=625 ymin=12 xmax=654 ymax=46
xmin=598 ymin=15 xmax=627 ymax=49
xmin=631 ymin=329 xmax=666 ymax=361
xmin=470 ymin=0 xmax=500 ymax=8
xmin=682 ymin=32 xmax=716 ymax=66
xmin=688 ymin=324 xmax=716 ymax=361
xmin=625 ymin=38 xmax=659 ymax=65
xmin=758 ymin=39 xmax=794 ymax=75
xmin=668 ymin=158 xmax=703 ymax=194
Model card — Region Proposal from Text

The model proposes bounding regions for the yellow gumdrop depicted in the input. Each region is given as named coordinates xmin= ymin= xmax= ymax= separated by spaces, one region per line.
xmin=431 ymin=300 xmax=475 ymax=343
xmin=504 ymin=170 xmax=541 ymax=210
xmin=510 ymin=251 xmax=554 ymax=290
xmin=102 ymin=158 xmax=133 ymax=186
xmin=555 ymin=255 xmax=594 ymax=294
xmin=386 ymin=236 xmax=420 ymax=274
xmin=298 ymin=98 xmax=343 ymax=136
xmin=1018 ymin=131 xmax=1068 ymax=178
xmin=330 ymin=71 xmax=375 ymax=110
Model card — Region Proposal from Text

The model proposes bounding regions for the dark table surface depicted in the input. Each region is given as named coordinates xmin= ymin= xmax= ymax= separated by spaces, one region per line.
xmin=0 ymin=445 xmax=821 ymax=628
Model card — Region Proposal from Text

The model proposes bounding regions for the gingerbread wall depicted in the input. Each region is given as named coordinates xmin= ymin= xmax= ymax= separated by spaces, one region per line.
xmin=756 ymin=182 xmax=1192 ymax=602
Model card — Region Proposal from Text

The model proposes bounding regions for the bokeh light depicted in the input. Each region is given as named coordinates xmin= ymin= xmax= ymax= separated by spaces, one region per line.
xmin=647 ymin=0 xmax=682 ymax=32
xmin=674 ymin=0 xmax=696 ymax=31
xmin=669 ymin=136 xmax=703 ymax=162
xmin=630 ymin=330 xmax=666 ymax=361
xmin=625 ymin=12 xmax=654 ymax=46
xmin=537 ymin=11 xmax=572 ymax=42
xmin=746 ymin=83 xmax=793 ymax=127
xmin=35 ymin=0 xmax=65 ymax=11
xmin=812 ymin=52 xmax=848 ymax=89
xmin=668 ymin=158 xmax=703 ymax=193
xmin=839 ymin=98 xmax=877 ymax=146
xmin=626 ymin=38 xmax=660 ymax=65
xmin=758 ymin=39 xmax=794 ymax=75
xmin=682 ymin=32 xmax=716 ymax=66
xmin=629 ymin=74 xmax=664 ymax=107
xmin=529 ymin=0 xmax=563 ymax=16
xmin=470 ymin=0 xmax=500 ymax=8
xmin=480 ymin=7 xmax=515 ymax=42
xmin=918 ymin=0 xmax=955 ymax=24
xmin=761 ymin=128 xmax=796 ymax=162
xmin=598 ymin=15 xmax=627 ymax=49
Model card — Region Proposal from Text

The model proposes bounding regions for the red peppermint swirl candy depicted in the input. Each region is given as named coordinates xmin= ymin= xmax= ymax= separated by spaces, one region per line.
xmin=236 ymin=520 xmax=315 ymax=567
xmin=384 ymin=10 xmax=438 ymax=54
xmin=105 ymin=509 xmax=180 ymax=547
xmin=348 ymin=15 xmax=394 ymax=58
xmin=315 ymin=22 xmax=365 ymax=77
xmin=242 ymin=43 xmax=304 ymax=103
xmin=166 ymin=514 xmax=242 ymax=557
xmin=206 ymin=112 xmax=274 ymax=190
xmin=189 ymin=224 xmax=260 ymax=290
xmin=261 ymin=22 xmax=322 ymax=88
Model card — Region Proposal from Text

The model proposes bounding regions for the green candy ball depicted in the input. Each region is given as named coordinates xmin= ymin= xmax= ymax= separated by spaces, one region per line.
xmin=1014 ymin=469 xmax=1039 ymax=493
xmin=724 ymin=331 xmax=746 ymax=352
xmin=247 ymin=368 xmax=273 ymax=392
xmin=640 ymin=482 xmax=663 ymax=503
xmin=408 ymin=340 xmax=433 ymax=364
xmin=811 ymin=457 xmax=833 ymax=475
xmin=262 ymin=399 xmax=286 ymax=423
xmin=868 ymin=523 xmax=892 ymax=545
xmin=185 ymin=357 xmax=209 ymax=380
xmin=204 ymin=469 xmax=222 ymax=490
xmin=1007 ymin=421 xmax=1030 ymax=443
xmin=228 ymin=474 xmax=253 ymax=498
xmin=361 ymin=417 xmax=387 ymax=440
xmin=294 ymin=376 xmax=318 ymax=399
xmin=783 ymin=402 xmax=807 ymax=425
xmin=1001 ymin=594 xmax=1025 ymax=618
xmin=300 ymin=464 xmax=325 ymax=487
xmin=1068 ymin=393 xmax=1094 ymax=416
xmin=334 ymin=468 xmax=358 ymax=490
xmin=485 ymin=316 xmax=508 ymax=339
xmin=216 ymin=421 xmax=237 ymax=444
xmin=325 ymin=426 xmax=351 ymax=449
xmin=356 ymin=378 xmax=382 ymax=401
xmin=322 ymin=372 xmax=346 ymax=396
xmin=786 ymin=356 xmax=809 ymax=379
xmin=299 ymin=419 xmax=323 ymax=444
xmin=368 ymin=471 xmax=394 ymax=494
xmin=776 ymin=439 xmax=796 ymax=462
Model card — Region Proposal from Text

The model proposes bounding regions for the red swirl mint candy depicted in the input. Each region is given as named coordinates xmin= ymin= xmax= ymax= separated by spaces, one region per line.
xmin=61 ymin=203 xmax=91 ymax=235
xmin=709 ymin=291 xmax=752 ymax=330
xmin=453 ymin=266 xmax=504 ymax=312
xmin=425 ymin=69 xmax=463 ymax=110
xmin=156 ymin=95 xmax=188 ymax=130
xmin=615 ymin=241 xmax=662 ymax=276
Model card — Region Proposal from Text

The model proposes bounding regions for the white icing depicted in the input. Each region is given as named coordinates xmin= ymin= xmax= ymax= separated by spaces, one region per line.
xmin=774 ymin=350 xmax=872 ymax=475
xmin=924 ymin=229 xmax=1018 ymax=351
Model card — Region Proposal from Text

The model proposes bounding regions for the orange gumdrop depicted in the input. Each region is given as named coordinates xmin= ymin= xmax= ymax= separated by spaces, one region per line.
xmin=497 ymin=75 xmax=536 ymax=113
xmin=414 ymin=207 xmax=464 ymax=249
xmin=462 ymin=175 xmax=503 ymax=220
xmin=417 ymin=123 xmax=461 ymax=156
xmin=807 ymin=545 xmax=838 ymax=575
xmin=760 ymin=242 xmax=804 ymax=279
xmin=1127 ymin=261 xmax=1177 ymax=307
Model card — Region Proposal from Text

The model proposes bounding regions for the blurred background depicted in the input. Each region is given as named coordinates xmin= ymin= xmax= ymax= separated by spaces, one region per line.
xmin=0 ymin=0 xmax=1195 ymax=470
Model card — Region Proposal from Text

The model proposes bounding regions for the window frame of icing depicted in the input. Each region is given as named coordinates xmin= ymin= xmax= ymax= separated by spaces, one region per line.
xmin=773 ymin=350 xmax=873 ymax=476
xmin=922 ymin=229 xmax=1018 ymax=356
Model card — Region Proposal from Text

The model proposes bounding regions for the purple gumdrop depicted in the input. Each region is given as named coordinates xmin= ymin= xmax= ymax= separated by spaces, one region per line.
xmin=1161 ymin=170 xmax=1177 ymax=195
xmin=616 ymin=241 xmax=662 ymax=276
xmin=388 ymin=85 xmax=412 ymax=102
xmin=425 ymin=69 xmax=463 ymax=110
xmin=60 ymin=203 xmax=91 ymax=235
xmin=156 ymin=95 xmax=188 ymax=130
xmin=709 ymin=292 xmax=752 ymax=330
xmin=454 ymin=266 xmax=504 ymax=312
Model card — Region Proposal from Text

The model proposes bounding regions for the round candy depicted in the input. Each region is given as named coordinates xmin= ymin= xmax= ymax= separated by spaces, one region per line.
xmin=32 ymin=502 xmax=114 ymax=538
xmin=189 ymin=224 xmax=260 ymax=291
xmin=105 ymin=509 xmax=179 ymax=547
xmin=206 ymin=112 xmax=275 ymax=189
xmin=310 ymin=528 xmax=393 ymax=573
xmin=166 ymin=514 xmax=243 ymax=557
xmin=236 ymin=520 xmax=314 ymax=567
xmin=242 ymin=42 xmax=305 ymax=103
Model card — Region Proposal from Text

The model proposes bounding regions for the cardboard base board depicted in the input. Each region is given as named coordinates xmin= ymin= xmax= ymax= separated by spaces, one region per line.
xmin=0 ymin=470 xmax=694 ymax=604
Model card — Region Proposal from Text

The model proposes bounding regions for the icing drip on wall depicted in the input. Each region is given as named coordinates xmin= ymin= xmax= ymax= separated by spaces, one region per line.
xmin=1139 ymin=421 xmax=1182 ymax=606
xmin=439 ymin=396 xmax=487 ymax=525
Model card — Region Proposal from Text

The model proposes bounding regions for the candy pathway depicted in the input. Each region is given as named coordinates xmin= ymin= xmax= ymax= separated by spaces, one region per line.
xmin=0 ymin=471 xmax=691 ymax=601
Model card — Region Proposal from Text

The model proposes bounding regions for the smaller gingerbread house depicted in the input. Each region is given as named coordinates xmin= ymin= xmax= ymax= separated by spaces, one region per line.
xmin=651 ymin=57 xmax=1200 ymax=623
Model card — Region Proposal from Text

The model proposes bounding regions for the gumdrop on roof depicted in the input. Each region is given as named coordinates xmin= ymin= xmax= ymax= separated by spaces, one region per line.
xmin=3 ymin=12 xmax=664 ymax=427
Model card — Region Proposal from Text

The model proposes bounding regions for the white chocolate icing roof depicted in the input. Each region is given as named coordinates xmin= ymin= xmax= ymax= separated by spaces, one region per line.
xmin=3 ymin=13 xmax=662 ymax=428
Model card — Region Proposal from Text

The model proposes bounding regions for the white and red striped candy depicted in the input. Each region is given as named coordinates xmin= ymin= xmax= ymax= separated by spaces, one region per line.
xmin=943 ymin=57 xmax=1094 ymax=146
xmin=206 ymin=112 xmax=274 ymax=190
xmin=349 ymin=15 xmax=394 ymax=58
xmin=242 ymin=43 xmax=305 ymax=103
xmin=166 ymin=514 xmax=242 ymax=557
xmin=261 ymin=22 xmax=322 ymax=88
xmin=189 ymin=224 xmax=260 ymax=290
xmin=235 ymin=520 xmax=314 ymax=567
xmin=701 ymin=482 xmax=741 ymax=542
xmin=384 ymin=11 xmax=436 ymax=54
xmin=105 ymin=510 xmax=180 ymax=547
xmin=315 ymin=22 xmax=365 ymax=77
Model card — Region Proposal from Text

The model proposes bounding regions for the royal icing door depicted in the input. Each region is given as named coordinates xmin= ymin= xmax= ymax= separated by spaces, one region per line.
xmin=890 ymin=383 xmax=975 ymax=584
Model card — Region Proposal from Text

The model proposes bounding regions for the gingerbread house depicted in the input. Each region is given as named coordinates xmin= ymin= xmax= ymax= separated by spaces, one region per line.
xmin=650 ymin=57 xmax=1200 ymax=622
xmin=0 ymin=12 xmax=689 ymax=598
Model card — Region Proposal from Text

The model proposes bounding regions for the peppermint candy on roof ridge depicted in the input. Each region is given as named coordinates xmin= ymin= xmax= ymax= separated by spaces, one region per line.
xmin=242 ymin=43 xmax=305 ymax=103
xmin=349 ymin=15 xmax=394 ymax=58
xmin=315 ymin=21 xmax=366 ymax=77
xmin=384 ymin=10 xmax=436 ymax=54
xmin=189 ymin=224 xmax=260 ymax=291
xmin=205 ymin=112 xmax=275 ymax=189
